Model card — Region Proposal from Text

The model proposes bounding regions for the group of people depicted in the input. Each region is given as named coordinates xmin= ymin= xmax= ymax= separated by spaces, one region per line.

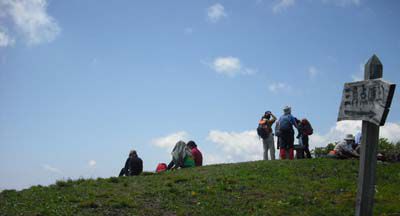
xmin=119 ymin=140 xmax=203 ymax=176
xmin=120 ymin=105 xmax=366 ymax=176
xmin=258 ymin=106 xmax=314 ymax=160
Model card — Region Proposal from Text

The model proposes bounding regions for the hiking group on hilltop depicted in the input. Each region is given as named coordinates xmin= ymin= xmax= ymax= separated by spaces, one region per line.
xmin=118 ymin=105 xmax=369 ymax=176
xmin=257 ymin=106 xmax=313 ymax=160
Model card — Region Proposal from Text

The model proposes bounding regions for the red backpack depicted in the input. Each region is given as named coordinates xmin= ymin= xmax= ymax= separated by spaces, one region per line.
xmin=301 ymin=119 xmax=313 ymax=136
xmin=156 ymin=163 xmax=167 ymax=173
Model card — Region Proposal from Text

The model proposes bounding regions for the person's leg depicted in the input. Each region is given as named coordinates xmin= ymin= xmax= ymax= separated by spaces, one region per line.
xmin=296 ymin=146 xmax=304 ymax=159
xmin=280 ymin=148 xmax=286 ymax=159
xmin=119 ymin=168 xmax=125 ymax=177
xmin=262 ymin=138 xmax=269 ymax=160
xmin=280 ymin=135 xmax=289 ymax=160
xmin=167 ymin=160 xmax=175 ymax=170
xmin=268 ymin=135 xmax=275 ymax=160
xmin=285 ymin=148 xmax=290 ymax=159
xmin=302 ymin=136 xmax=311 ymax=158
xmin=289 ymin=148 xmax=294 ymax=160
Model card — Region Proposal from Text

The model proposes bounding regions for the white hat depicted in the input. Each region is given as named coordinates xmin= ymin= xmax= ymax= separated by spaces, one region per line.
xmin=344 ymin=134 xmax=355 ymax=141
xmin=283 ymin=106 xmax=291 ymax=114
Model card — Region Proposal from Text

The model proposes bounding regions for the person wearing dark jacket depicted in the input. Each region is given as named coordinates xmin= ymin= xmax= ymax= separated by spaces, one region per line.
xmin=119 ymin=150 xmax=143 ymax=176
xmin=297 ymin=119 xmax=312 ymax=159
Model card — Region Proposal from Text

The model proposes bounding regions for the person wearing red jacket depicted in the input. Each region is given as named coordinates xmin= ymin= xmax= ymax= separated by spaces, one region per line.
xmin=187 ymin=141 xmax=203 ymax=167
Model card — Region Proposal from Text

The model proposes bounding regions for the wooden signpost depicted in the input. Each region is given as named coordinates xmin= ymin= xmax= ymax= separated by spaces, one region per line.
xmin=337 ymin=54 xmax=396 ymax=216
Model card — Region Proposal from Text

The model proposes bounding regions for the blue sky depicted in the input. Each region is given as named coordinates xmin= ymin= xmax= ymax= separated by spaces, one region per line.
xmin=0 ymin=0 xmax=399 ymax=190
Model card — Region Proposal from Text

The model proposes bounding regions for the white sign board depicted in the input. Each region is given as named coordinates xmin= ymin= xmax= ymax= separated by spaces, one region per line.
xmin=338 ymin=79 xmax=395 ymax=126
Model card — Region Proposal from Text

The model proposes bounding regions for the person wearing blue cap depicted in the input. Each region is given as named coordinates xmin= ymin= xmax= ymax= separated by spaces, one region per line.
xmin=258 ymin=111 xmax=277 ymax=160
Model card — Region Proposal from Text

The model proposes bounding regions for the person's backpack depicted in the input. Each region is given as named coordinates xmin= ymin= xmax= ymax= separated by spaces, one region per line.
xmin=278 ymin=115 xmax=293 ymax=132
xmin=156 ymin=163 xmax=167 ymax=173
xmin=302 ymin=119 xmax=313 ymax=136
xmin=257 ymin=123 xmax=270 ymax=139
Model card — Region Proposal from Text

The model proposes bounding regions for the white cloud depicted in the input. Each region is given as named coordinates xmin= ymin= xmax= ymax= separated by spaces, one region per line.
xmin=308 ymin=66 xmax=318 ymax=79
xmin=268 ymin=82 xmax=291 ymax=93
xmin=309 ymin=121 xmax=400 ymax=149
xmin=152 ymin=131 xmax=189 ymax=149
xmin=210 ymin=56 xmax=256 ymax=77
xmin=203 ymin=152 xmax=227 ymax=165
xmin=0 ymin=0 xmax=60 ymax=46
xmin=42 ymin=164 xmax=62 ymax=175
xmin=380 ymin=122 xmax=400 ymax=142
xmin=0 ymin=29 xmax=15 ymax=47
xmin=213 ymin=56 xmax=240 ymax=74
xmin=273 ymin=0 xmax=295 ymax=13
xmin=322 ymin=0 xmax=360 ymax=7
xmin=207 ymin=130 xmax=263 ymax=162
xmin=88 ymin=160 xmax=96 ymax=168
xmin=207 ymin=3 xmax=227 ymax=23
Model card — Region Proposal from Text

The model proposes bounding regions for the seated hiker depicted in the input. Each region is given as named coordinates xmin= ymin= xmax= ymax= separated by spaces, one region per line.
xmin=329 ymin=134 xmax=360 ymax=159
xmin=119 ymin=150 xmax=143 ymax=176
xmin=167 ymin=141 xmax=195 ymax=170
xmin=187 ymin=140 xmax=203 ymax=166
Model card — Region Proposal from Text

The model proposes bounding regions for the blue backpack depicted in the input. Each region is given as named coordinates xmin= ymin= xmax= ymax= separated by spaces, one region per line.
xmin=279 ymin=115 xmax=293 ymax=132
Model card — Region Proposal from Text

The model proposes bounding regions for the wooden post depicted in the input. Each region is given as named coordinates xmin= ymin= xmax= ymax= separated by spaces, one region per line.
xmin=355 ymin=55 xmax=382 ymax=216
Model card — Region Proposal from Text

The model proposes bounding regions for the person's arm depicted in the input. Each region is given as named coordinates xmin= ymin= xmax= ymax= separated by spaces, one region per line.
xmin=123 ymin=158 xmax=130 ymax=176
xmin=139 ymin=158 xmax=143 ymax=173
xmin=351 ymin=149 xmax=360 ymax=157
xmin=296 ymin=123 xmax=303 ymax=138
xmin=270 ymin=113 xmax=277 ymax=123
xmin=167 ymin=160 xmax=175 ymax=170
xmin=292 ymin=116 xmax=298 ymax=129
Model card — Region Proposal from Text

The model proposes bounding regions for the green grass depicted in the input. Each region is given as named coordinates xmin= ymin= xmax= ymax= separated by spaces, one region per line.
xmin=1 ymin=159 xmax=399 ymax=216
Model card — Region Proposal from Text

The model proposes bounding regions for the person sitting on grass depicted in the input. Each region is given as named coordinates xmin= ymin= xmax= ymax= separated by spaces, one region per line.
xmin=119 ymin=150 xmax=143 ymax=176
xmin=328 ymin=134 xmax=360 ymax=159
xmin=187 ymin=140 xmax=203 ymax=167
xmin=167 ymin=141 xmax=195 ymax=170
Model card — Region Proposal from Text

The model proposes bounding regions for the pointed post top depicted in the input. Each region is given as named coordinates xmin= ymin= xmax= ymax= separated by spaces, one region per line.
xmin=364 ymin=54 xmax=383 ymax=80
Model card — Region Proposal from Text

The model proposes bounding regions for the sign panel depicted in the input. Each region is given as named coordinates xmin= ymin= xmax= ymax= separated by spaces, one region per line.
xmin=338 ymin=79 xmax=396 ymax=126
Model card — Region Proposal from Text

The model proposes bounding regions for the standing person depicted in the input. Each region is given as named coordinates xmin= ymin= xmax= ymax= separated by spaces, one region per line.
xmin=167 ymin=141 xmax=195 ymax=170
xmin=258 ymin=111 xmax=277 ymax=160
xmin=297 ymin=118 xmax=313 ymax=159
xmin=187 ymin=141 xmax=203 ymax=166
xmin=276 ymin=106 xmax=298 ymax=160
xmin=119 ymin=150 xmax=143 ymax=176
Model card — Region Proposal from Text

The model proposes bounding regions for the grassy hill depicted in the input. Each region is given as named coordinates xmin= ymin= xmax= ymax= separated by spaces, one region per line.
xmin=1 ymin=159 xmax=399 ymax=216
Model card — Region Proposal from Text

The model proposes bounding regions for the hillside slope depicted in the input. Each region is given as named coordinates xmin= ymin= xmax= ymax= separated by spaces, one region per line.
xmin=1 ymin=159 xmax=399 ymax=216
